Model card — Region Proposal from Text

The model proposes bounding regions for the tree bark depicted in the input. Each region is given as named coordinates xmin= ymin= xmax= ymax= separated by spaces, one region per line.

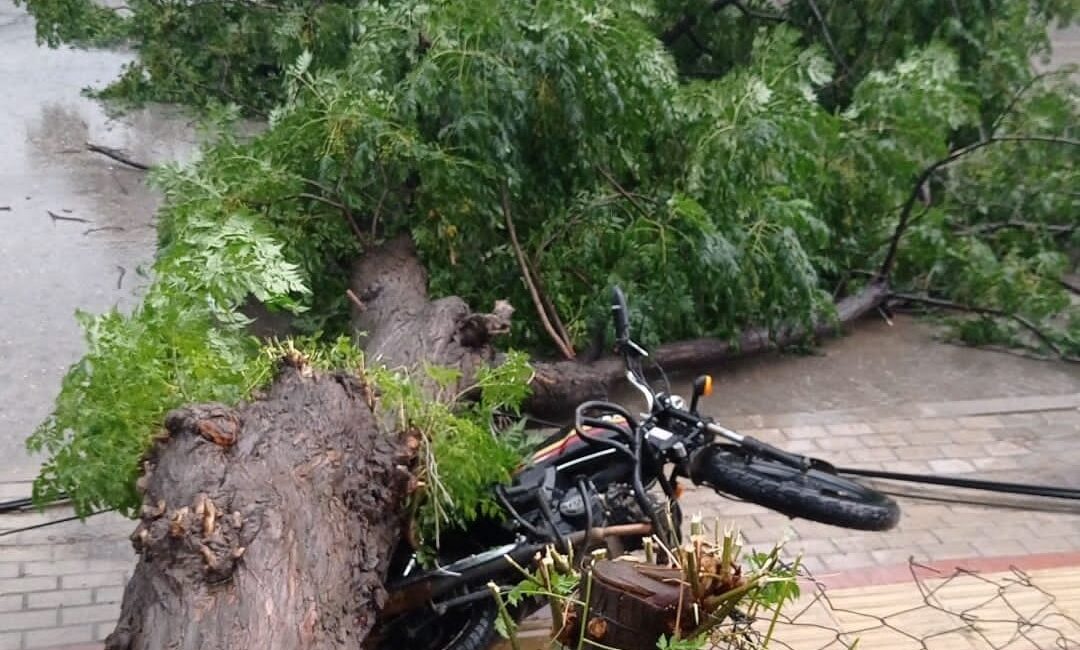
xmin=107 ymin=235 xmax=515 ymax=650
xmin=105 ymin=362 xmax=412 ymax=650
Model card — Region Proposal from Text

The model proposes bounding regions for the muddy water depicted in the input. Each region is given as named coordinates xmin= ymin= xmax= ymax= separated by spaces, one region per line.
xmin=0 ymin=0 xmax=199 ymax=480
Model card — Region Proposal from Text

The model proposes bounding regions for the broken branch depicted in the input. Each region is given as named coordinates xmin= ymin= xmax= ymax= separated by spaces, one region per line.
xmin=48 ymin=210 xmax=90 ymax=224
xmin=878 ymin=135 xmax=1080 ymax=279
xmin=86 ymin=142 xmax=151 ymax=171
xmin=501 ymin=185 xmax=576 ymax=360
xmin=890 ymin=292 xmax=1076 ymax=362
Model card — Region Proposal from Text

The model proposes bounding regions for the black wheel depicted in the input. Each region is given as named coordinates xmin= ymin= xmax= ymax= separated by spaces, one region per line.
xmin=375 ymin=600 xmax=500 ymax=650
xmin=693 ymin=445 xmax=900 ymax=531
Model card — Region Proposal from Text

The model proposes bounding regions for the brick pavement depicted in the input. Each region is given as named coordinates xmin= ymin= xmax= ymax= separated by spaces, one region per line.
xmin=2 ymin=394 xmax=1078 ymax=648
xmin=678 ymin=393 xmax=1080 ymax=578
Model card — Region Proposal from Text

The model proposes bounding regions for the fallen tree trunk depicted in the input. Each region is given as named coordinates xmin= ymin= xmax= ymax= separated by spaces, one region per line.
xmin=107 ymin=236 xmax=515 ymax=650
xmin=105 ymin=363 xmax=412 ymax=650
xmin=524 ymin=279 xmax=891 ymax=419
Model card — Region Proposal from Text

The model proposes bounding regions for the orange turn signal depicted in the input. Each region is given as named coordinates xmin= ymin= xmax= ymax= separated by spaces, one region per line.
xmin=702 ymin=375 xmax=714 ymax=397
xmin=673 ymin=480 xmax=684 ymax=500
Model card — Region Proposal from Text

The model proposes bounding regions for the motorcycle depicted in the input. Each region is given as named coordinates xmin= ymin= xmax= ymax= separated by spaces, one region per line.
xmin=372 ymin=287 xmax=900 ymax=650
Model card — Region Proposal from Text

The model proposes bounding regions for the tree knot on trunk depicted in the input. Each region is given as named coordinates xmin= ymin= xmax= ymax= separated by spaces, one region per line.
xmin=165 ymin=404 xmax=242 ymax=447
xmin=457 ymin=299 xmax=514 ymax=348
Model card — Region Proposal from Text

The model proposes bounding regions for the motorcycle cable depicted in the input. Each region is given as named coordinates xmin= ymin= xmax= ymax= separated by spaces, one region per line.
xmin=493 ymin=485 xmax=550 ymax=540
xmin=576 ymin=477 xmax=595 ymax=550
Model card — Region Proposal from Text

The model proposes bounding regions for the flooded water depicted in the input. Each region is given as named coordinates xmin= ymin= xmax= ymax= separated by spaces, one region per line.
xmin=0 ymin=0 xmax=199 ymax=480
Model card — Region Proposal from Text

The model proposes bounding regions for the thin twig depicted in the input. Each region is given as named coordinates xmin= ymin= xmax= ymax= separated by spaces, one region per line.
xmin=48 ymin=210 xmax=90 ymax=224
xmin=0 ymin=206 xmax=10 ymax=211
xmin=296 ymin=192 xmax=364 ymax=241
xmin=345 ymin=289 xmax=365 ymax=311
xmin=501 ymin=185 xmax=576 ymax=360
xmin=890 ymin=292 xmax=1076 ymax=362
xmin=685 ymin=28 xmax=717 ymax=57
xmin=86 ymin=142 xmax=150 ymax=171
xmin=878 ymin=135 xmax=1080 ymax=279
xmin=83 ymin=226 xmax=126 ymax=236
xmin=370 ymin=187 xmax=389 ymax=237
xmin=597 ymin=168 xmax=655 ymax=218
xmin=525 ymin=256 xmax=573 ymax=353
xmin=991 ymin=69 xmax=1076 ymax=133
xmin=116 ymin=265 xmax=126 ymax=290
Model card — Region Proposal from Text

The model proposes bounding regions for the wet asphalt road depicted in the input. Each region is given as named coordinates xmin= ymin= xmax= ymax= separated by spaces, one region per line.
xmin=0 ymin=0 xmax=198 ymax=480
xmin=0 ymin=6 xmax=1076 ymax=484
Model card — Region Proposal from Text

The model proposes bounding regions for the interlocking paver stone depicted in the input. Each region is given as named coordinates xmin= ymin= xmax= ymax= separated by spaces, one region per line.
xmin=24 ymin=624 xmax=94 ymax=649
xmin=26 ymin=589 xmax=93 ymax=609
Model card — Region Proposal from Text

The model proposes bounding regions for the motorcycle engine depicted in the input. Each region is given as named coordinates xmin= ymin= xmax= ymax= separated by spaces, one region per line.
xmin=555 ymin=484 xmax=606 ymax=528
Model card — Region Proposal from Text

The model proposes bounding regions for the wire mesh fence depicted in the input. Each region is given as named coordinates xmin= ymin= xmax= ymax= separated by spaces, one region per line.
xmin=508 ymin=558 xmax=1080 ymax=650
xmin=722 ymin=559 xmax=1080 ymax=650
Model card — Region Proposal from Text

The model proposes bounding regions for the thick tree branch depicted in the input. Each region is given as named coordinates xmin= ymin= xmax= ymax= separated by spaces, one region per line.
xmin=878 ymin=135 xmax=1080 ymax=279
xmin=524 ymin=280 xmax=891 ymax=419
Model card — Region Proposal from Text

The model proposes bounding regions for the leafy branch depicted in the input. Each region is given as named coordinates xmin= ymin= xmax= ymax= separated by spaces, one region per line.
xmin=879 ymin=136 xmax=1080 ymax=279
xmin=891 ymin=292 xmax=1079 ymax=363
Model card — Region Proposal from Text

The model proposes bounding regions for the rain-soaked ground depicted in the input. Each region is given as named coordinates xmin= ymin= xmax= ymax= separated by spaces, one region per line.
xmin=0 ymin=5 xmax=1077 ymax=484
xmin=0 ymin=0 xmax=199 ymax=480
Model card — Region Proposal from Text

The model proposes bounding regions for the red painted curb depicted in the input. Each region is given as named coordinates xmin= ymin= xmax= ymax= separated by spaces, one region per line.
xmin=805 ymin=551 xmax=1080 ymax=590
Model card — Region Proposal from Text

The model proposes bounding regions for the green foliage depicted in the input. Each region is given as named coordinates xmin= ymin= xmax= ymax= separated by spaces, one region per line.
xmin=369 ymin=352 xmax=533 ymax=548
xmin=656 ymin=634 xmax=710 ymax=650
xmin=748 ymin=550 xmax=801 ymax=607
xmin=26 ymin=304 xmax=271 ymax=516
xmin=21 ymin=0 xmax=1080 ymax=514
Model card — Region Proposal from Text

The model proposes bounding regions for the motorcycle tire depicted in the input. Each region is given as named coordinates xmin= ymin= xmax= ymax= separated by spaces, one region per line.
xmin=694 ymin=445 xmax=900 ymax=531
xmin=376 ymin=600 xmax=499 ymax=650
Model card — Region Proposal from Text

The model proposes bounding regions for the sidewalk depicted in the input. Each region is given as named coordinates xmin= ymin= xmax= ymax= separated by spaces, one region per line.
xmin=2 ymin=393 xmax=1078 ymax=649
xmin=679 ymin=392 xmax=1080 ymax=579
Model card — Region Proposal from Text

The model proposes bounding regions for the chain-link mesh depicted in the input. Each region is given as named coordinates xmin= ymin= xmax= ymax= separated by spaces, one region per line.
xmin=711 ymin=559 xmax=1080 ymax=650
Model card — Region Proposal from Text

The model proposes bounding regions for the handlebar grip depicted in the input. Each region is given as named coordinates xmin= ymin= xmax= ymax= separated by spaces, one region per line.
xmin=611 ymin=286 xmax=630 ymax=342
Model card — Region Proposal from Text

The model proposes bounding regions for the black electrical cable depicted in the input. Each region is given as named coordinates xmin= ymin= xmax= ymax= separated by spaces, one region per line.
xmin=0 ymin=494 xmax=70 ymax=514
xmin=837 ymin=466 xmax=1080 ymax=500
xmin=0 ymin=509 xmax=115 ymax=537
xmin=874 ymin=487 xmax=1080 ymax=514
